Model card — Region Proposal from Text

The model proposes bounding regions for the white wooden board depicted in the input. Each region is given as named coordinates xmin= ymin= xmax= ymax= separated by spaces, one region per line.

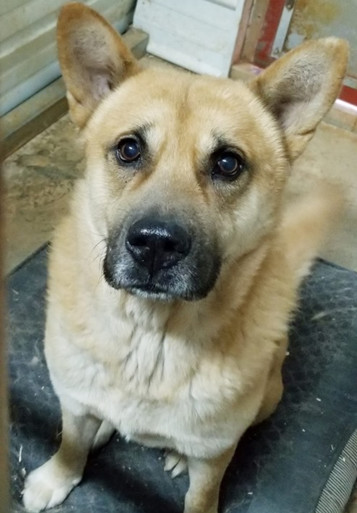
xmin=134 ymin=0 xmax=244 ymax=76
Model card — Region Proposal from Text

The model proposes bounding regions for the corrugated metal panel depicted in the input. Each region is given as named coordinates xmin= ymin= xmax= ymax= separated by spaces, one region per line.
xmin=0 ymin=0 xmax=136 ymax=116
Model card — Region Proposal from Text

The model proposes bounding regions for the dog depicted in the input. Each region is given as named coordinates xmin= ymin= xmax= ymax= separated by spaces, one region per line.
xmin=22 ymin=3 xmax=348 ymax=512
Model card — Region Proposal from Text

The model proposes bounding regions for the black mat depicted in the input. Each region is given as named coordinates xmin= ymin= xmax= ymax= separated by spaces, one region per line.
xmin=8 ymin=246 xmax=357 ymax=513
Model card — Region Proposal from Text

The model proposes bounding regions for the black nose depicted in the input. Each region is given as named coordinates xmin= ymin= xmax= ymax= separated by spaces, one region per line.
xmin=125 ymin=217 xmax=191 ymax=274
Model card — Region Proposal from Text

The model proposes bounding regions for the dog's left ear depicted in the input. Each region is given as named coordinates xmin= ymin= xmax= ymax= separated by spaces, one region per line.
xmin=250 ymin=38 xmax=349 ymax=159
xmin=57 ymin=2 xmax=140 ymax=128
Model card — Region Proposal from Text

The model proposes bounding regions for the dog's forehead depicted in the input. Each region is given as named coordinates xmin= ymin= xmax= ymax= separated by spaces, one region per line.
xmin=88 ymin=68 xmax=277 ymax=154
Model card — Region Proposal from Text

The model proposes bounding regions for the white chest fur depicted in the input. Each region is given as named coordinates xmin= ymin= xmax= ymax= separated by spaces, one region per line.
xmin=46 ymin=287 xmax=261 ymax=459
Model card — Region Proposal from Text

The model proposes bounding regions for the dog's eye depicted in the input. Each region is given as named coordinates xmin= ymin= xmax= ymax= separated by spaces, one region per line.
xmin=116 ymin=138 xmax=141 ymax=163
xmin=213 ymin=152 xmax=245 ymax=180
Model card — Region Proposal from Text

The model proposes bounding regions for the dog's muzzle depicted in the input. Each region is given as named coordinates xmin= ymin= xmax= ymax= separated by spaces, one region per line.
xmin=103 ymin=214 xmax=220 ymax=301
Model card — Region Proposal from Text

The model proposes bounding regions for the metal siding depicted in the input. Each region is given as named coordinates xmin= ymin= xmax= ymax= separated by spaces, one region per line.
xmin=0 ymin=0 xmax=136 ymax=116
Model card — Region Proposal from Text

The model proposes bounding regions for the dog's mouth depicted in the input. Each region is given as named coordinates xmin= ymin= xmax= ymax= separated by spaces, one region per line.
xmin=124 ymin=283 xmax=176 ymax=301
xmin=103 ymin=214 xmax=221 ymax=302
xmin=103 ymin=260 xmax=219 ymax=301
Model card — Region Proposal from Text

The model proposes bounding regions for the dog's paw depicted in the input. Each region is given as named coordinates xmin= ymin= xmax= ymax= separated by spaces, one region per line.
xmin=23 ymin=459 xmax=81 ymax=512
xmin=164 ymin=451 xmax=187 ymax=478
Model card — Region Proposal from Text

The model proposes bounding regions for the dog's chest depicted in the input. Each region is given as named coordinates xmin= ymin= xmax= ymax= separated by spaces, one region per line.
xmin=60 ymin=311 xmax=244 ymax=456
xmin=97 ymin=329 xmax=192 ymax=411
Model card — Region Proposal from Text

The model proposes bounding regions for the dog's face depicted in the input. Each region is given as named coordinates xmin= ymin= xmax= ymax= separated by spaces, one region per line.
xmin=85 ymin=71 xmax=286 ymax=300
xmin=57 ymin=4 xmax=348 ymax=301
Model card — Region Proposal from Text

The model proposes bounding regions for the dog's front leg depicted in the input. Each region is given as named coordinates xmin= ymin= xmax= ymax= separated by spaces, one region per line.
xmin=23 ymin=404 xmax=101 ymax=512
xmin=184 ymin=446 xmax=236 ymax=513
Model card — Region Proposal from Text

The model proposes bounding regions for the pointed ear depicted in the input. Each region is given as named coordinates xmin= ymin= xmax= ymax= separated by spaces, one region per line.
xmin=250 ymin=38 xmax=349 ymax=159
xmin=57 ymin=3 xmax=140 ymax=128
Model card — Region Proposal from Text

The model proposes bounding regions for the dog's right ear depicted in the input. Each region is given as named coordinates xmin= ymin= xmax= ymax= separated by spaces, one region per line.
xmin=57 ymin=2 xmax=140 ymax=128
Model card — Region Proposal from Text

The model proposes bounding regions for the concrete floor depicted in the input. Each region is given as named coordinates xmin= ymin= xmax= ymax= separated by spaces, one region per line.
xmin=3 ymin=115 xmax=84 ymax=273
xmin=290 ymin=123 xmax=357 ymax=272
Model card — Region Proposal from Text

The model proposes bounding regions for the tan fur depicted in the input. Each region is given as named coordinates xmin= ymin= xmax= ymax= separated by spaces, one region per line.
xmin=23 ymin=4 xmax=348 ymax=512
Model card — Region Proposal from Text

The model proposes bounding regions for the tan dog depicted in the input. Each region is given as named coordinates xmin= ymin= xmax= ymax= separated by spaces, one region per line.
xmin=23 ymin=3 xmax=348 ymax=512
